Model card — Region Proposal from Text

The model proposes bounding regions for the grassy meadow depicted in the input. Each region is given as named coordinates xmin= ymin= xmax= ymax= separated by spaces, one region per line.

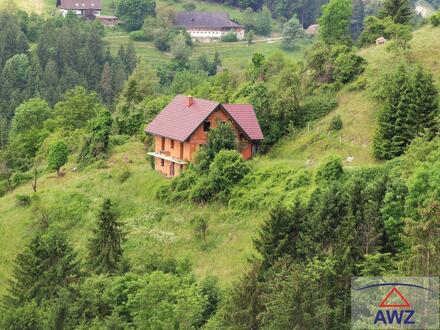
xmin=104 ymin=29 xmax=308 ymax=68
xmin=262 ymin=24 xmax=440 ymax=170
xmin=0 ymin=140 xmax=265 ymax=296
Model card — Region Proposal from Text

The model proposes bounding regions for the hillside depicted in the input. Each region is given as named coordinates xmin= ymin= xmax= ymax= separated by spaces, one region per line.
xmin=264 ymin=24 xmax=440 ymax=169
xmin=1 ymin=23 xmax=439 ymax=297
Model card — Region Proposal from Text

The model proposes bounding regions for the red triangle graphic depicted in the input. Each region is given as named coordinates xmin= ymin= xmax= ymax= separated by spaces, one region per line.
xmin=379 ymin=287 xmax=411 ymax=308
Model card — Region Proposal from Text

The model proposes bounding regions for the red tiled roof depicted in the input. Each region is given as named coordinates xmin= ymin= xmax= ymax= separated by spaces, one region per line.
xmin=223 ymin=104 xmax=264 ymax=140
xmin=145 ymin=95 xmax=264 ymax=142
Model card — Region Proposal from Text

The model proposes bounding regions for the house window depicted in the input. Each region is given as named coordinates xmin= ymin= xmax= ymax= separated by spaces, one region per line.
xmin=171 ymin=139 xmax=174 ymax=149
xmin=160 ymin=159 xmax=164 ymax=167
xmin=203 ymin=121 xmax=211 ymax=132
xmin=161 ymin=137 xmax=165 ymax=150
xmin=180 ymin=164 xmax=184 ymax=171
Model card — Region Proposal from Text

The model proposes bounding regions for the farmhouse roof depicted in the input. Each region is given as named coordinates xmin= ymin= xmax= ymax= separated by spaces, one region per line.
xmin=145 ymin=95 xmax=263 ymax=141
xmin=174 ymin=11 xmax=242 ymax=29
xmin=58 ymin=0 xmax=101 ymax=10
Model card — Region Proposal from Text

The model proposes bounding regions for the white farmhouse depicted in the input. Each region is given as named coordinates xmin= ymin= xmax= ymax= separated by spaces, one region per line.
xmin=174 ymin=11 xmax=245 ymax=42
xmin=57 ymin=0 xmax=101 ymax=18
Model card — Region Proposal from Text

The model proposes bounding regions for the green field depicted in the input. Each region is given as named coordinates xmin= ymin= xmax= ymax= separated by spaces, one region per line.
xmin=105 ymin=30 xmax=308 ymax=68
xmin=0 ymin=141 xmax=265 ymax=296
xmin=261 ymin=25 xmax=440 ymax=170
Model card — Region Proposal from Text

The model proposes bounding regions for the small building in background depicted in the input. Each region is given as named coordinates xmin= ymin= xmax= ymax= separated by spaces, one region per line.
xmin=174 ymin=11 xmax=245 ymax=42
xmin=145 ymin=95 xmax=263 ymax=177
xmin=57 ymin=0 xmax=101 ymax=18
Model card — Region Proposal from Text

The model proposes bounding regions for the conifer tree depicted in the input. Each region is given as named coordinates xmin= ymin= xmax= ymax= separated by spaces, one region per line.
xmin=254 ymin=200 xmax=305 ymax=269
xmin=100 ymin=62 xmax=113 ymax=105
xmin=351 ymin=0 xmax=365 ymax=40
xmin=5 ymin=229 xmax=80 ymax=306
xmin=374 ymin=66 xmax=439 ymax=160
xmin=125 ymin=41 xmax=137 ymax=75
xmin=373 ymin=66 xmax=411 ymax=160
xmin=382 ymin=0 xmax=413 ymax=24
xmin=88 ymin=199 xmax=124 ymax=274
xmin=409 ymin=66 xmax=438 ymax=139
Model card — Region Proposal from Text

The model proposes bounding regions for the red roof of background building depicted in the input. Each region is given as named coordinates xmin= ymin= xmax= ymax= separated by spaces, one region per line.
xmin=145 ymin=95 xmax=264 ymax=142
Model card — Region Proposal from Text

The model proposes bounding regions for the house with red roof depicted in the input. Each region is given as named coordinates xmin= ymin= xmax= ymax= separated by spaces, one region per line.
xmin=145 ymin=95 xmax=263 ymax=177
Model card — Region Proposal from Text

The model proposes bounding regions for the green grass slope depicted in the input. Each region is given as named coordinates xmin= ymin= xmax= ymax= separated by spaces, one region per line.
xmin=0 ymin=141 xmax=264 ymax=295
xmin=263 ymin=24 xmax=440 ymax=169
xmin=105 ymin=30 xmax=306 ymax=68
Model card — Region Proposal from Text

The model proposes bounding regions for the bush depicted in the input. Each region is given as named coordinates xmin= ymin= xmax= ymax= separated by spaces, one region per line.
xmin=328 ymin=115 xmax=343 ymax=131
xmin=208 ymin=150 xmax=250 ymax=201
xmin=118 ymin=169 xmax=132 ymax=183
xmin=0 ymin=180 xmax=9 ymax=197
xmin=431 ymin=11 xmax=440 ymax=26
xmin=315 ymin=155 xmax=344 ymax=184
xmin=110 ymin=134 xmax=130 ymax=148
xmin=333 ymin=52 xmax=367 ymax=84
xmin=183 ymin=2 xmax=196 ymax=10
xmin=129 ymin=30 xmax=149 ymax=41
xmin=16 ymin=194 xmax=31 ymax=207
xmin=301 ymin=94 xmax=338 ymax=123
xmin=221 ymin=32 xmax=238 ymax=42
xmin=11 ymin=172 xmax=32 ymax=188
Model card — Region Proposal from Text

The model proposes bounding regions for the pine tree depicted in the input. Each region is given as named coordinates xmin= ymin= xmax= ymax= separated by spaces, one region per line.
xmin=408 ymin=66 xmax=438 ymax=140
xmin=382 ymin=0 xmax=413 ymax=24
xmin=373 ymin=66 xmax=412 ymax=160
xmin=351 ymin=0 xmax=365 ymax=40
xmin=40 ymin=60 xmax=61 ymax=106
xmin=254 ymin=200 xmax=305 ymax=269
xmin=374 ymin=66 xmax=439 ymax=160
xmin=88 ymin=199 xmax=124 ymax=274
xmin=402 ymin=199 xmax=440 ymax=276
xmin=5 ymin=229 xmax=80 ymax=306
xmin=125 ymin=41 xmax=137 ymax=75
xmin=100 ymin=62 xmax=113 ymax=105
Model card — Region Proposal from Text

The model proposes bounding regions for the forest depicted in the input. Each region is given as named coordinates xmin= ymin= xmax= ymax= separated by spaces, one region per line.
xmin=0 ymin=0 xmax=439 ymax=328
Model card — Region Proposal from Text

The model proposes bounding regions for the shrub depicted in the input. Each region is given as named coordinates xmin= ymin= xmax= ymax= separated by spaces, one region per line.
xmin=221 ymin=32 xmax=238 ymax=42
xmin=347 ymin=76 xmax=368 ymax=91
xmin=328 ymin=115 xmax=343 ymax=131
xmin=285 ymin=170 xmax=311 ymax=190
xmin=301 ymin=94 xmax=338 ymax=123
xmin=191 ymin=215 xmax=208 ymax=242
xmin=183 ymin=2 xmax=196 ymax=10
xmin=0 ymin=180 xmax=9 ymax=197
xmin=208 ymin=150 xmax=250 ymax=201
xmin=129 ymin=30 xmax=149 ymax=41
xmin=118 ymin=169 xmax=132 ymax=183
xmin=315 ymin=155 xmax=344 ymax=183
xmin=16 ymin=194 xmax=31 ymax=207
xmin=431 ymin=11 xmax=440 ymax=26
xmin=110 ymin=134 xmax=130 ymax=148
xmin=11 ymin=172 xmax=33 ymax=188
xmin=333 ymin=52 xmax=367 ymax=84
